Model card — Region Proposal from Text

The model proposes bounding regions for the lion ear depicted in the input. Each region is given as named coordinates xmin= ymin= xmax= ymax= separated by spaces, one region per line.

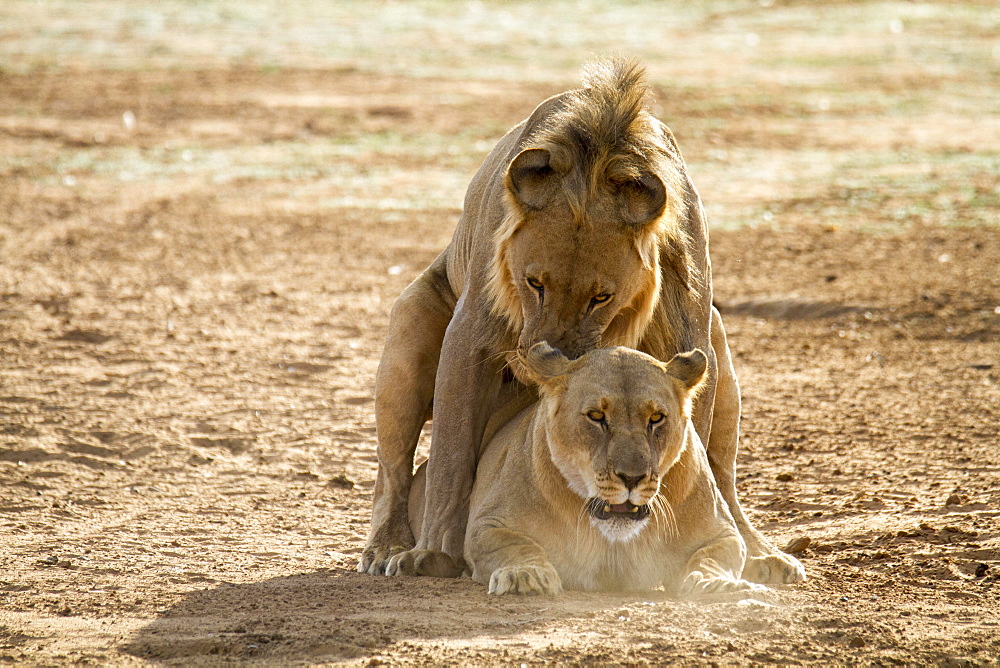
xmin=617 ymin=171 xmax=667 ymax=227
xmin=507 ymin=148 xmax=559 ymax=211
xmin=520 ymin=341 xmax=582 ymax=390
xmin=664 ymin=348 xmax=707 ymax=394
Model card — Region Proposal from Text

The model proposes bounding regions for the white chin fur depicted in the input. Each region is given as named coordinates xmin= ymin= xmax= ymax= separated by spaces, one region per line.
xmin=591 ymin=515 xmax=649 ymax=543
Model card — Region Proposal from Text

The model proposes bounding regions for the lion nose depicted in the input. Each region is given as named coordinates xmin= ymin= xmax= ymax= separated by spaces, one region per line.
xmin=544 ymin=335 xmax=589 ymax=361
xmin=546 ymin=342 xmax=583 ymax=361
xmin=616 ymin=473 xmax=645 ymax=491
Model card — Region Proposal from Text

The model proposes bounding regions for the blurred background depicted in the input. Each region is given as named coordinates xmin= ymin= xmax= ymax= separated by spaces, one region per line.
xmin=3 ymin=0 xmax=998 ymax=230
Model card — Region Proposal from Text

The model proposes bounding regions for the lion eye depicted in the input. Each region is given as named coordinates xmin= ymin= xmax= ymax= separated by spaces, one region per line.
xmin=586 ymin=410 xmax=606 ymax=423
xmin=526 ymin=277 xmax=544 ymax=292
xmin=591 ymin=293 xmax=612 ymax=305
xmin=649 ymin=412 xmax=664 ymax=426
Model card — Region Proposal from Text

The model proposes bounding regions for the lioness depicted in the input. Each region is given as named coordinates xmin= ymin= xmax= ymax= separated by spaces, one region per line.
xmin=360 ymin=58 xmax=804 ymax=585
xmin=409 ymin=343 xmax=766 ymax=597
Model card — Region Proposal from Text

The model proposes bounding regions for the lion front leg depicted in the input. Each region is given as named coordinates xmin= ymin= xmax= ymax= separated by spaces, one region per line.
xmin=359 ymin=259 xmax=454 ymax=576
xmin=705 ymin=306 xmax=806 ymax=584
xmin=384 ymin=300 xmax=503 ymax=579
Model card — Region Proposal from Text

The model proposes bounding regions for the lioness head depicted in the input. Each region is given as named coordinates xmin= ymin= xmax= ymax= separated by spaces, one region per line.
xmin=486 ymin=61 xmax=688 ymax=363
xmin=520 ymin=342 xmax=707 ymax=543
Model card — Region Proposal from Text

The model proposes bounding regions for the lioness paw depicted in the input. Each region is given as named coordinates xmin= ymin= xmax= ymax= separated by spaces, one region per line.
xmin=488 ymin=565 xmax=562 ymax=596
xmin=680 ymin=571 xmax=770 ymax=601
xmin=743 ymin=553 xmax=807 ymax=585
xmin=384 ymin=549 xmax=465 ymax=578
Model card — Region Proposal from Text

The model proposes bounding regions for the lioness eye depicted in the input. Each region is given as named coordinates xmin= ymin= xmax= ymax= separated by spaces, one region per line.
xmin=591 ymin=293 xmax=612 ymax=305
xmin=649 ymin=412 xmax=664 ymax=426
xmin=526 ymin=277 xmax=544 ymax=292
xmin=586 ymin=410 xmax=605 ymax=423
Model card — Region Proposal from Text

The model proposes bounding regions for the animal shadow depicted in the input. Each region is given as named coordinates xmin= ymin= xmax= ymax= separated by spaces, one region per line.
xmin=122 ymin=568 xmax=586 ymax=664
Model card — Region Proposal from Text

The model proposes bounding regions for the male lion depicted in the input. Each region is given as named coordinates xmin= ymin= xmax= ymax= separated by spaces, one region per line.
xmin=408 ymin=343 xmax=768 ymax=597
xmin=359 ymin=59 xmax=804 ymax=585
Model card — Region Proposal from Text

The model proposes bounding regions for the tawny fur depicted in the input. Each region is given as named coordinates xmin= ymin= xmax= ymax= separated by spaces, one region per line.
xmin=361 ymin=58 xmax=806 ymax=588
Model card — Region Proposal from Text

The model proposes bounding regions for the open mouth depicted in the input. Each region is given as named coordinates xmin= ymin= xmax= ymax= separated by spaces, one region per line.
xmin=586 ymin=498 xmax=650 ymax=522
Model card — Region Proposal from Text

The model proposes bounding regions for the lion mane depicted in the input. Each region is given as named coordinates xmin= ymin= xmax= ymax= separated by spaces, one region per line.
xmin=486 ymin=60 xmax=695 ymax=352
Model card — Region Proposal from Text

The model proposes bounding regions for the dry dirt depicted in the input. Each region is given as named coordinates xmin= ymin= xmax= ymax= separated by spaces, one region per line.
xmin=2 ymin=2 xmax=1000 ymax=665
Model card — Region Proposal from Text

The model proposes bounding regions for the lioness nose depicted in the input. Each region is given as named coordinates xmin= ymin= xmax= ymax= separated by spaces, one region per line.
xmin=617 ymin=473 xmax=645 ymax=490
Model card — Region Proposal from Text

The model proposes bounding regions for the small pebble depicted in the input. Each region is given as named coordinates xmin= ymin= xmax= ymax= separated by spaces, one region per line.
xmin=783 ymin=536 xmax=811 ymax=554
xmin=849 ymin=636 xmax=866 ymax=648
xmin=327 ymin=474 xmax=355 ymax=490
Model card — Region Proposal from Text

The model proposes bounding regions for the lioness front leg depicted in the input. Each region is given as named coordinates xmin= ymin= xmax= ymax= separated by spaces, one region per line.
xmin=679 ymin=531 xmax=767 ymax=600
xmin=469 ymin=525 xmax=562 ymax=596
xmin=384 ymin=299 xmax=503 ymax=578
xmin=705 ymin=307 xmax=806 ymax=584
xmin=359 ymin=258 xmax=454 ymax=575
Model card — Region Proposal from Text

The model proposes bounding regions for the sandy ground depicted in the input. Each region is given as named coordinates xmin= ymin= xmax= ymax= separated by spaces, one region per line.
xmin=2 ymin=1 xmax=1000 ymax=665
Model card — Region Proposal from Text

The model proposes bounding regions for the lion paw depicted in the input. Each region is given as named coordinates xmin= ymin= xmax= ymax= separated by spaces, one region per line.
xmin=488 ymin=565 xmax=562 ymax=596
xmin=358 ymin=544 xmax=412 ymax=576
xmin=743 ymin=553 xmax=807 ymax=585
xmin=384 ymin=549 xmax=465 ymax=578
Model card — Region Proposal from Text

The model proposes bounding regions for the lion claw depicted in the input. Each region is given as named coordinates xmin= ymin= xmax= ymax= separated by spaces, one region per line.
xmin=358 ymin=544 xmax=410 ymax=576
xmin=385 ymin=549 xmax=466 ymax=578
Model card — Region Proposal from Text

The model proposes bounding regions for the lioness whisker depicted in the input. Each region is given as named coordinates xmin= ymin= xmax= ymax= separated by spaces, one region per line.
xmin=650 ymin=494 xmax=664 ymax=534
xmin=665 ymin=499 xmax=678 ymax=539
xmin=650 ymin=494 xmax=677 ymax=539
xmin=574 ymin=501 xmax=588 ymax=554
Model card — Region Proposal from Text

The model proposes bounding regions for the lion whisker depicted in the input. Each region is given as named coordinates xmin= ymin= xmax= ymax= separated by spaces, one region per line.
xmin=474 ymin=347 xmax=519 ymax=371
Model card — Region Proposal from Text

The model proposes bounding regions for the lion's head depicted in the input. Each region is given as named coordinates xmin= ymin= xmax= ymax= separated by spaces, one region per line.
xmin=486 ymin=60 xmax=691 ymax=362
xmin=520 ymin=342 xmax=707 ymax=543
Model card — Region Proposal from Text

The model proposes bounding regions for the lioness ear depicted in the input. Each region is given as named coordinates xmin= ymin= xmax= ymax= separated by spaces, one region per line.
xmin=507 ymin=148 xmax=559 ymax=211
xmin=664 ymin=348 xmax=708 ymax=393
xmin=523 ymin=341 xmax=570 ymax=381
xmin=519 ymin=341 xmax=583 ymax=390
xmin=617 ymin=171 xmax=667 ymax=227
